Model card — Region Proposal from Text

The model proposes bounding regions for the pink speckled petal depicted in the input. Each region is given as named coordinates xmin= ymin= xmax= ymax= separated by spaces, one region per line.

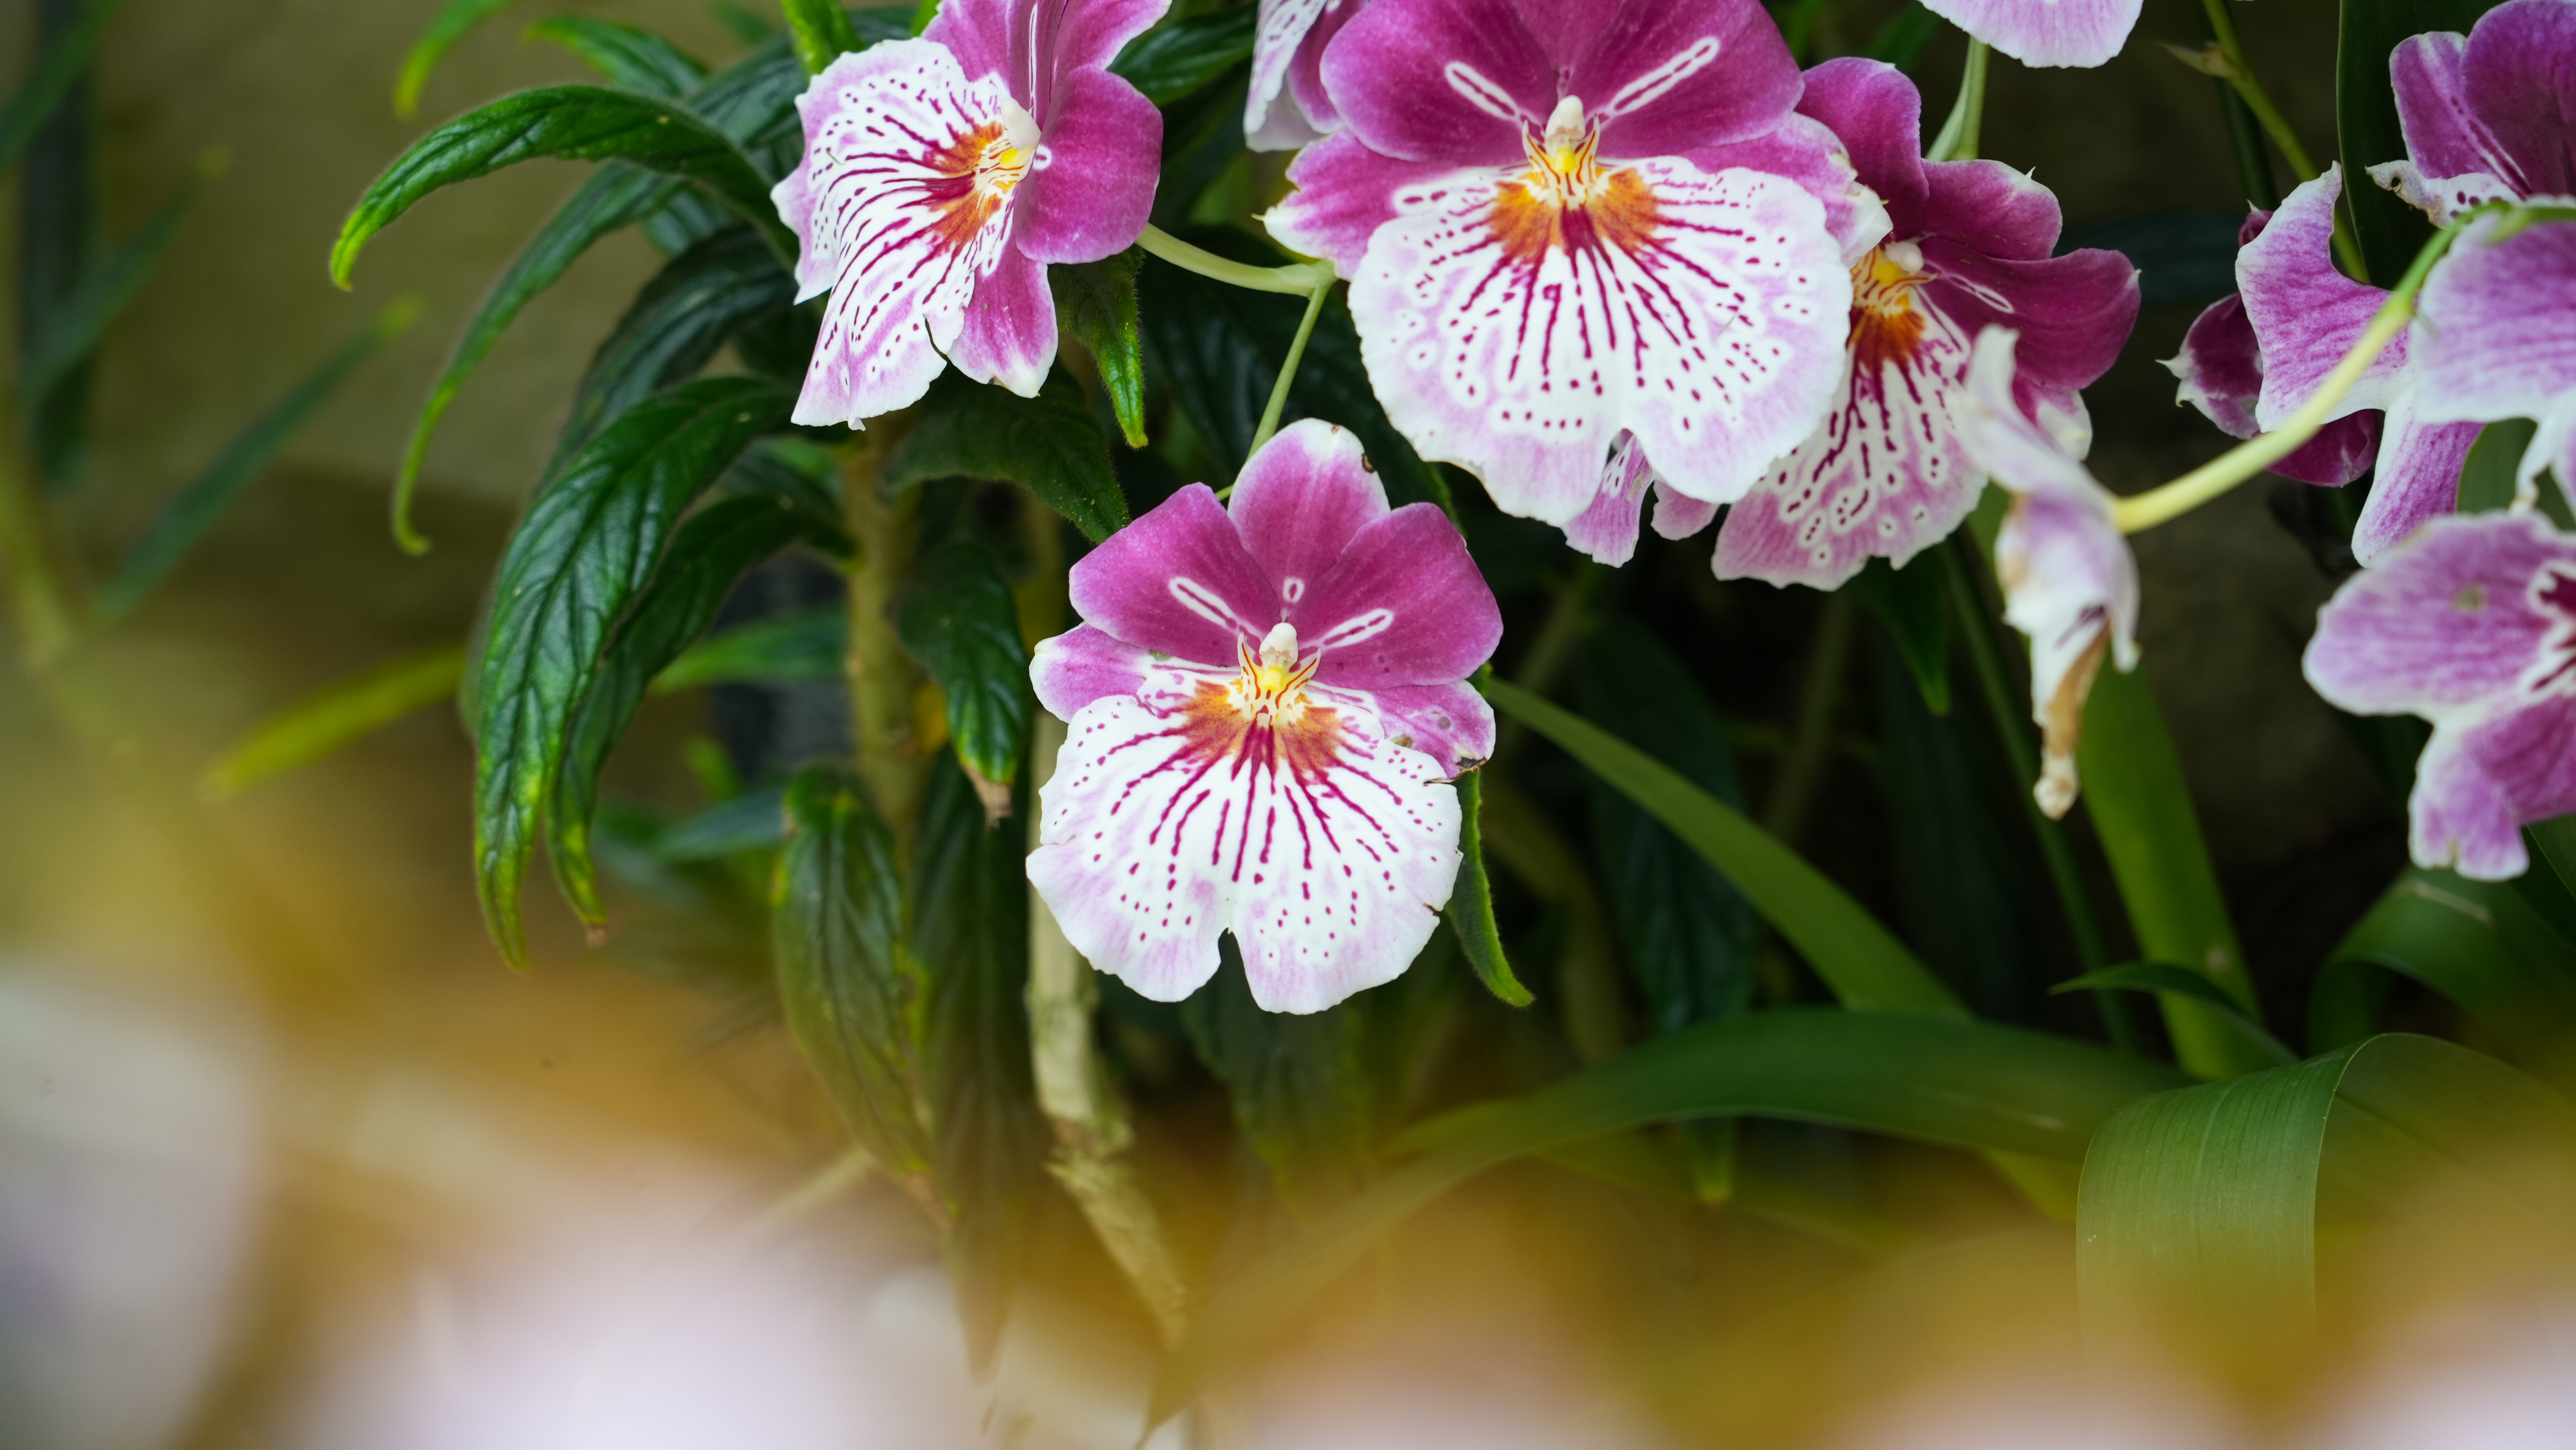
xmin=1918 ymin=158 xmax=2066 ymax=262
xmin=1247 ymin=0 xmax=1332 ymax=149
xmin=1031 ymin=623 xmax=1158 ymax=721
xmin=2350 ymin=396 xmax=2479 ymax=566
xmin=1067 ymin=483 xmax=1278 ymax=666
xmin=2306 ymin=511 xmax=2576 ymax=712
xmin=1303 ymin=502 xmax=1503 ymax=688
xmin=1319 ymin=0 xmax=1553 ymax=165
xmin=1028 ymin=687 xmax=1460 ymax=1012
xmin=1347 ymin=155 xmax=1849 ymax=523
xmin=1227 ymin=420 xmax=1391 ymax=602
xmin=1563 ymin=435 xmax=1653 ymax=565
xmin=1795 ymin=58 xmax=1930 ymax=238
xmin=1917 ymin=0 xmax=2142 ymax=68
xmin=947 ymin=242 xmax=1055 ymax=397
xmin=1265 ymin=136 xmax=1461 ymax=276
xmin=1570 ymin=0 xmax=1802 ymax=158
xmin=1343 ymin=679 xmax=1496 ymax=775
xmin=2414 ymin=214 xmax=2576 ymax=503
xmin=1685 ymin=112 xmax=1890 ymax=265
xmin=2242 ymin=168 xmax=2411 ymax=429
xmin=2169 ymin=280 xmax=2382 ymax=486
xmin=1012 ymin=67 xmax=1164 ymax=264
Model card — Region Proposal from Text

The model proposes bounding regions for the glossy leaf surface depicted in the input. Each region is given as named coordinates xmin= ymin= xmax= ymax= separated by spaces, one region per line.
xmin=1050 ymin=249 xmax=1149 ymax=447
xmin=886 ymin=374 xmax=1129 ymax=543
xmin=1445 ymin=770 xmax=1533 ymax=1007
xmin=896 ymin=537 xmax=1031 ymax=792
xmin=525 ymin=15 xmax=709 ymax=95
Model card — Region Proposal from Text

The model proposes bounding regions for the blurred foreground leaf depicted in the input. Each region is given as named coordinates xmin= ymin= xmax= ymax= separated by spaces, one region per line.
xmin=2310 ymin=867 xmax=2576 ymax=1074
xmin=200 ymin=641 xmax=465 ymax=801
xmin=0 ymin=0 xmax=124 ymax=176
xmin=657 ymin=603 xmax=846 ymax=691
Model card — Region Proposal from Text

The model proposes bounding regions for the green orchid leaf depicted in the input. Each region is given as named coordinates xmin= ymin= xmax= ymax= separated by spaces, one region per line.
xmin=896 ymin=537 xmax=1032 ymax=796
xmin=524 ymin=16 xmax=710 ymax=95
xmin=655 ymin=782 xmax=789 ymax=861
xmin=2054 ymin=964 xmax=2296 ymax=1065
xmin=1050 ymin=249 xmax=1149 ymax=447
xmin=97 ymin=300 xmax=421 ymax=621
xmin=20 ymin=152 xmax=218 ymax=410
xmin=1445 ymin=770 xmax=1534 ymax=1008
xmin=887 ymin=373 xmax=1129 ymax=543
xmin=1148 ymin=1007 xmax=2188 ymax=1429
xmin=550 ymin=494 xmax=825 ymax=928
xmin=393 ymin=0 xmax=521 ymax=118
xmin=2458 ymin=417 xmax=2540 ymax=515
xmin=331 ymin=85 xmax=789 ymax=293
xmin=910 ymin=754 xmax=1047 ymax=1372
xmin=199 ymin=642 xmax=467 ymax=802
xmin=2337 ymin=0 xmax=2501 ymax=286
xmin=774 ymin=762 xmax=933 ymax=1175
xmin=473 ymin=376 xmax=794 ymax=965
xmin=1181 ymin=943 xmax=1375 ymax=1211
xmin=2078 ymin=1033 xmax=2576 ymax=1383
xmin=2309 ymin=868 xmax=2576 ymax=1074
xmin=1109 ymin=7 xmax=1257 ymax=104
xmin=656 ymin=603 xmax=847 ymax=692
xmin=1485 ymin=679 xmax=1966 ymax=1019
xmin=2076 ymin=666 xmax=2272 ymax=1079
xmin=1846 ymin=552 xmax=1951 ymax=715
xmin=547 ymin=226 xmax=798 ymax=479
xmin=0 ymin=0 xmax=126 ymax=176
xmin=781 ymin=0 xmax=864 ymax=74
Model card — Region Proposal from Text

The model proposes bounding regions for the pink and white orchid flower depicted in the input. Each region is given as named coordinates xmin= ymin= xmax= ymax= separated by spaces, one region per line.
xmin=1027 ymin=421 xmax=1502 ymax=1014
xmin=1246 ymin=0 xmax=1370 ymax=151
xmin=1266 ymin=0 xmax=1886 ymax=534
xmin=1917 ymin=0 xmax=2142 ymax=69
xmin=1958 ymin=327 xmax=2140 ymax=818
xmin=772 ymin=0 xmax=1167 ymax=427
xmin=2307 ymin=512 xmax=2576 ymax=879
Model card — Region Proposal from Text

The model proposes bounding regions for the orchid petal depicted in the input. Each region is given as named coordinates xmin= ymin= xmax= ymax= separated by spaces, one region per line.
xmin=1227 ymin=419 xmax=1392 ymax=599
xmin=1795 ymin=58 xmax=1931 ymax=239
xmin=1916 ymin=0 xmax=2142 ymax=69
xmin=2414 ymin=215 xmax=2576 ymax=503
xmin=1011 ymin=66 xmax=1165 ymax=265
xmin=1031 ymin=623 xmax=1160 ymax=722
xmin=1305 ymin=503 xmax=1504 ymax=688
xmin=2351 ymin=396 xmax=2481 ymax=566
xmin=2242 ymin=167 xmax=2411 ymax=430
xmin=1327 ymin=679 xmax=1496 ymax=775
xmin=1266 ymin=134 xmax=1457 ymax=275
xmin=1067 ymin=484 xmax=1278 ymax=664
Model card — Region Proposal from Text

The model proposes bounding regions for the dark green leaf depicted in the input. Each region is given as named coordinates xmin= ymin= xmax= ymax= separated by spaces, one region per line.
xmin=712 ymin=1 xmax=777 ymax=43
xmin=896 ymin=537 xmax=1031 ymax=793
xmin=97 ymin=300 xmax=421 ymax=621
xmin=2310 ymin=868 xmax=2576 ymax=1071
xmin=0 ymin=0 xmax=124 ymax=176
xmin=2055 ymin=964 xmax=2295 ymax=1064
xmin=658 ymin=603 xmax=847 ymax=691
xmin=1846 ymin=552 xmax=1950 ymax=715
xmin=774 ymin=762 xmax=932 ymax=1173
xmin=1149 ymin=1007 xmax=2188 ymax=1428
xmin=1445 ymin=770 xmax=1534 ymax=1007
xmin=2458 ymin=417 xmax=2539 ymax=515
xmin=781 ymin=0 xmax=864 ymax=74
xmin=550 ymin=494 xmax=824 ymax=926
xmin=653 ymin=782 xmax=790 ymax=861
xmin=394 ymin=0 xmax=520 ymax=117
xmin=1486 ymin=679 xmax=1968 ymax=1019
xmin=1109 ymin=7 xmax=1257 ymax=104
xmin=1050 ymin=250 xmax=1149 ymax=448
xmin=2076 ymin=665 xmax=2272 ymax=1078
xmin=720 ymin=439 xmax=848 ymax=545
xmin=2078 ymin=1033 xmax=2576 ymax=1382
xmin=21 ymin=154 xmax=215 ymax=410
xmin=1862 ymin=2 xmax=1945 ymax=69
xmin=473 ymin=376 xmax=794 ymax=964
xmin=199 ymin=642 xmax=466 ymax=801
xmin=17 ymin=0 xmax=106 ymax=494
xmin=331 ymin=85 xmax=787 ymax=292
xmin=910 ymin=754 xmax=1046 ymax=1371
xmin=2338 ymin=0 xmax=2501 ymax=286
xmin=1183 ymin=942 xmax=1375 ymax=1210
xmin=548 ymin=226 xmax=797 ymax=478
xmin=525 ymin=16 xmax=710 ymax=95
xmin=887 ymin=372 xmax=1129 ymax=542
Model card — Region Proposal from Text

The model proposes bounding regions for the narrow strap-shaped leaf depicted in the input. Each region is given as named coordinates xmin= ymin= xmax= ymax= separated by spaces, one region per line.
xmin=2055 ymin=964 xmax=2295 ymax=1065
xmin=550 ymin=494 xmax=823 ymax=928
xmin=1108 ymin=7 xmax=1257 ymax=104
xmin=1845 ymin=553 xmax=1951 ymax=715
xmin=781 ymin=0 xmax=865 ymax=74
xmin=2310 ymin=868 xmax=2576 ymax=1068
xmin=331 ymin=85 xmax=788 ymax=292
xmin=524 ymin=16 xmax=710 ymax=95
xmin=2077 ymin=1033 xmax=2576 ymax=1383
xmin=775 ymin=762 xmax=933 ymax=1175
xmin=96 ymin=300 xmax=422 ymax=621
xmin=1445 ymin=770 xmax=1533 ymax=1007
xmin=654 ymin=782 xmax=790 ymax=861
xmin=1485 ymin=679 xmax=1967 ymax=1019
xmin=2075 ymin=665 xmax=2271 ymax=1078
xmin=21 ymin=151 xmax=218 ymax=407
xmin=2337 ymin=0 xmax=2500 ymax=286
xmin=886 ymin=374 xmax=1130 ymax=542
xmin=473 ymin=376 xmax=794 ymax=964
xmin=546 ymin=226 xmax=796 ymax=480
xmin=655 ymin=603 xmax=845 ymax=691
xmin=1148 ymin=1008 xmax=2187 ymax=1428
xmin=0 ymin=0 xmax=125 ymax=176
xmin=199 ymin=642 xmax=466 ymax=801
xmin=394 ymin=0 xmax=523 ymax=118
xmin=1049 ymin=250 xmax=1149 ymax=447
xmin=896 ymin=537 xmax=1031 ymax=797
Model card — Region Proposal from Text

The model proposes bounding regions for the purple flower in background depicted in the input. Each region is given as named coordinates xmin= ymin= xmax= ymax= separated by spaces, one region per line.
xmin=1267 ymin=0 xmax=1885 ymax=533
xmin=772 ymin=0 xmax=1167 ymax=426
xmin=1917 ymin=0 xmax=2142 ymax=69
xmin=1246 ymin=0 xmax=1370 ymax=150
xmin=1702 ymin=60 xmax=2136 ymax=588
xmin=2371 ymin=0 xmax=2576 ymax=225
xmin=1958 ymin=327 xmax=2139 ymax=818
xmin=2172 ymin=167 xmax=2479 ymax=564
xmin=2307 ymin=512 xmax=2576 ymax=879
xmin=1027 ymin=421 xmax=1502 ymax=1014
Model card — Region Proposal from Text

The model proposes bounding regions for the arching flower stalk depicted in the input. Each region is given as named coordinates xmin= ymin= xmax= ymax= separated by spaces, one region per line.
xmin=1026 ymin=422 xmax=1502 ymax=1014
xmin=772 ymin=0 xmax=1169 ymax=426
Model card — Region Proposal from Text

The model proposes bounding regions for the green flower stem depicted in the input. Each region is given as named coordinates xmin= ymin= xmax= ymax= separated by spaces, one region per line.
xmin=2192 ymin=0 xmax=2365 ymax=276
xmin=1250 ymin=275 xmax=1334 ymax=458
xmin=1927 ymin=39 xmax=1989 ymax=164
xmin=1137 ymin=224 xmax=1334 ymax=296
xmin=1939 ymin=538 xmax=2137 ymax=1051
xmin=2113 ymin=209 xmax=2473 ymax=535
